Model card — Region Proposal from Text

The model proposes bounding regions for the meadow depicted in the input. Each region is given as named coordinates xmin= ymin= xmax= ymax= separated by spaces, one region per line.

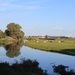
xmin=24 ymin=38 xmax=75 ymax=56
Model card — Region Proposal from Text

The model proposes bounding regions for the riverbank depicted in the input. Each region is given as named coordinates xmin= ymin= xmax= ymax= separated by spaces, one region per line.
xmin=24 ymin=38 xmax=75 ymax=56
xmin=0 ymin=37 xmax=15 ymax=44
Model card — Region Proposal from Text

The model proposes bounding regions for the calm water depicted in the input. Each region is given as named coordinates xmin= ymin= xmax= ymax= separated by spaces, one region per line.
xmin=0 ymin=41 xmax=75 ymax=74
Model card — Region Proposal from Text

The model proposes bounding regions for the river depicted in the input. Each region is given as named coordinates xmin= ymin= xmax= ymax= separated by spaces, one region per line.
xmin=0 ymin=41 xmax=75 ymax=74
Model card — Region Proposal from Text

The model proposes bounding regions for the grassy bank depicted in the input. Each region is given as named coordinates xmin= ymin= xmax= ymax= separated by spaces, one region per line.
xmin=0 ymin=36 xmax=18 ymax=44
xmin=24 ymin=38 xmax=75 ymax=56
xmin=0 ymin=39 xmax=12 ymax=42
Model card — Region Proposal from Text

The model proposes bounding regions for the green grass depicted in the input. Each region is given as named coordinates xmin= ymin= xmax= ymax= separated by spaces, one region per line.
xmin=24 ymin=38 xmax=75 ymax=56
xmin=0 ymin=39 xmax=12 ymax=42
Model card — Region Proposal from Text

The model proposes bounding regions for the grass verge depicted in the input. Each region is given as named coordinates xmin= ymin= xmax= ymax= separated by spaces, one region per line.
xmin=24 ymin=38 xmax=75 ymax=56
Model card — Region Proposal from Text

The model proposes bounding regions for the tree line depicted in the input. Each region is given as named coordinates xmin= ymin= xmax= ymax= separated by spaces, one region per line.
xmin=0 ymin=23 xmax=24 ymax=39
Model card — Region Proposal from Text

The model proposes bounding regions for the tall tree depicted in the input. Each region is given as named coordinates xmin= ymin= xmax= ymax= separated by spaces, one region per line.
xmin=5 ymin=23 xmax=24 ymax=39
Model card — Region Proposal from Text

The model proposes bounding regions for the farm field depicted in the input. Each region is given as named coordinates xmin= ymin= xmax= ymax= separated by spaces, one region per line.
xmin=24 ymin=38 xmax=75 ymax=56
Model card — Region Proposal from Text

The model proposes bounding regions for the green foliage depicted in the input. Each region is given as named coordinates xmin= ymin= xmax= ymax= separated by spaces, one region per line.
xmin=0 ymin=39 xmax=12 ymax=43
xmin=45 ymin=35 xmax=49 ymax=39
xmin=27 ymin=37 xmax=36 ymax=40
xmin=5 ymin=23 xmax=24 ymax=39
xmin=0 ymin=59 xmax=48 ymax=75
xmin=0 ymin=30 xmax=6 ymax=38
xmin=53 ymin=65 xmax=75 ymax=75
xmin=59 ymin=36 xmax=69 ymax=39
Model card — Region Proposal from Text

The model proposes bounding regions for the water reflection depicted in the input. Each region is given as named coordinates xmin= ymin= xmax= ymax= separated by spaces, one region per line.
xmin=0 ymin=40 xmax=75 ymax=74
xmin=3 ymin=40 xmax=24 ymax=58
xmin=0 ymin=42 xmax=7 ymax=47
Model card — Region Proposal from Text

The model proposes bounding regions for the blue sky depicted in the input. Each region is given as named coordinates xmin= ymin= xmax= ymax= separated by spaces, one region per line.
xmin=0 ymin=0 xmax=75 ymax=37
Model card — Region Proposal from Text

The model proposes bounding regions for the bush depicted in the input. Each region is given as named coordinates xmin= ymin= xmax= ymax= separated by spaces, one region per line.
xmin=0 ymin=59 xmax=48 ymax=75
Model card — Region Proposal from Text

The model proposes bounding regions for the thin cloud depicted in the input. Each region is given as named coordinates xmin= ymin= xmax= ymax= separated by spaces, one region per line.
xmin=24 ymin=6 xmax=42 ymax=9
xmin=0 ymin=3 xmax=43 ymax=11
xmin=0 ymin=0 xmax=23 ymax=11
xmin=0 ymin=3 xmax=23 ymax=8
xmin=27 ymin=28 xmax=35 ymax=30
xmin=7 ymin=14 xmax=11 ymax=15
xmin=0 ymin=0 xmax=17 ymax=3
xmin=53 ymin=27 xmax=63 ymax=30
xmin=66 ymin=34 xmax=75 ymax=37
xmin=32 ymin=0 xmax=48 ymax=4
xmin=0 ymin=0 xmax=46 ymax=11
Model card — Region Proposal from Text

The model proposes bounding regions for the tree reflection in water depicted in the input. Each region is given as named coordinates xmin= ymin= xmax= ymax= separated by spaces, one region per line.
xmin=4 ymin=40 xmax=24 ymax=58
xmin=0 ymin=41 xmax=75 ymax=75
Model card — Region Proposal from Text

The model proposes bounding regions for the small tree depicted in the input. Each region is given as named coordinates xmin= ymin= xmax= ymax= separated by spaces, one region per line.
xmin=45 ymin=35 xmax=49 ymax=39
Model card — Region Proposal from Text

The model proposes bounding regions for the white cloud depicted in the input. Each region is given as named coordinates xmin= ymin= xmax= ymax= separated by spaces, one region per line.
xmin=53 ymin=27 xmax=63 ymax=30
xmin=0 ymin=0 xmax=47 ymax=11
xmin=27 ymin=28 xmax=35 ymax=30
xmin=66 ymin=34 xmax=75 ymax=37
xmin=0 ymin=2 xmax=43 ymax=11
xmin=32 ymin=0 xmax=48 ymax=4
xmin=0 ymin=3 xmax=23 ymax=8
xmin=24 ymin=6 xmax=42 ymax=9
xmin=7 ymin=14 xmax=11 ymax=15
xmin=0 ymin=0 xmax=23 ymax=11
xmin=0 ymin=0 xmax=17 ymax=3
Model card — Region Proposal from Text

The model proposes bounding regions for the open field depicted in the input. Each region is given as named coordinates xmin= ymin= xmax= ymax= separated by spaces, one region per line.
xmin=24 ymin=38 xmax=75 ymax=56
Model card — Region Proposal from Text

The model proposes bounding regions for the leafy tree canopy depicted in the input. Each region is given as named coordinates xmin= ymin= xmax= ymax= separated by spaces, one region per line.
xmin=5 ymin=23 xmax=24 ymax=39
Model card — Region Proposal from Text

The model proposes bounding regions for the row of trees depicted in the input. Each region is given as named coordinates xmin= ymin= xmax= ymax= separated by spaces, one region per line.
xmin=0 ymin=23 xmax=24 ymax=39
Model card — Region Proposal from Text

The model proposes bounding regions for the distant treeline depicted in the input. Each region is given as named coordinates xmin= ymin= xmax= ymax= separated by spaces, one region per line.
xmin=27 ymin=35 xmax=72 ymax=39
xmin=39 ymin=38 xmax=55 ymax=40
